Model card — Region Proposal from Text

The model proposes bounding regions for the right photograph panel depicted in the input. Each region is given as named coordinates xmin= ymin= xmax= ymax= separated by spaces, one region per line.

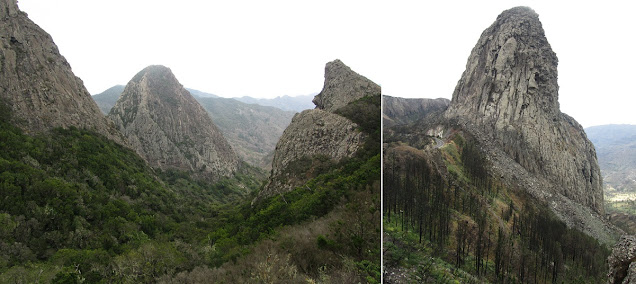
xmin=382 ymin=6 xmax=626 ymax=283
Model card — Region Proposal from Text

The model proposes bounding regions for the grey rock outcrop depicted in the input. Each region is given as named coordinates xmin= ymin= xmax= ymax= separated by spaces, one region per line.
xmin=312 ymin=59 xmax=380 ymax=112
xmin=608 ymin=235 xmax=636 ymax=284
xmin=263 ymin=109 xmax=366 ymax=195
xmin=0 ymin=0 xmax=123 ymax=143
xmin=108 ymin=65 xmax=238 ymax=180
xmin=258 ymin=60 xmax=378 ymax=200
xmin=444 ymin=7 xmax=604 ymax=214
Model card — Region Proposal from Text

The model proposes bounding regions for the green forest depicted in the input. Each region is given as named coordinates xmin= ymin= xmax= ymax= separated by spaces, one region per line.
xmin=0 ymin=96 xmax=380 ymax=283
xmin=383 ymin=132 xmax=609 ymax=283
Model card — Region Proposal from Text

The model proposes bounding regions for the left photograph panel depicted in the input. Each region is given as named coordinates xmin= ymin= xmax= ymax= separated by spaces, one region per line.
xmin=0 ymin=0 xmax=381 ymax=282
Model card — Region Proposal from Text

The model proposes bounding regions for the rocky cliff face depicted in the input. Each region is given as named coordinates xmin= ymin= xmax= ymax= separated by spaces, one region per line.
xmin=608 ymin=235 xmax=636 ymax=284
xmin=258 ymin=60 xmax=378 ymax=200
xmin=444 ymin=7 xmax=604 ymax=214
xmin=108 ymin=65 xmax=238 ymax=180
xmin=312 ymin=59 xmax=380 ymax=112
xmin=0 ymin=0 xmax=123 ymax=142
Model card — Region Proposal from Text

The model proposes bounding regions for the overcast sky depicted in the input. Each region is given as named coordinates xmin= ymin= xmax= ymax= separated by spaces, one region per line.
xmin=18 ymin=0 xmax=635 ymax=127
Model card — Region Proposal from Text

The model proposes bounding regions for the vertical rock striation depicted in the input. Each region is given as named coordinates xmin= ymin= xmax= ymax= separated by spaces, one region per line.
xmin=445 ymin=7 xmax=603 ymax=214
xmin=0 ymin=0 xmax=123 ymax=143
xmin=108 ymin=65 xmax=238 ymax=180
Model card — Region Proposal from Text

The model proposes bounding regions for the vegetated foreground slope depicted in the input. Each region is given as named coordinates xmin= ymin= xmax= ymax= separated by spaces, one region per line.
xmin=383 ymin=127 xmax=610 ymax=283
xmin=0 ymin=89 xmax=380 ymax=283
xmin=0 ymin=102 xmax=260 ymax=282
xmin=0 ymin=1 xmax=380 ymax=282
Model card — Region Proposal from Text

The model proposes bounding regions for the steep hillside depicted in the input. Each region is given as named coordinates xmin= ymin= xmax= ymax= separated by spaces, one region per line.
xmin=92 ymin=85 xmax=124 ymax=114
xmin=384 ymin=130 xmax=610 ymax=283
xmin=108 ymin=65 xmax=238 ymax=180
xmin=0 ymin=0 xmax=123 ymax=143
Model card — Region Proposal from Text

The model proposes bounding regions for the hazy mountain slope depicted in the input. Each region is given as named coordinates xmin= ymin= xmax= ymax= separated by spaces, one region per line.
xmin=234 ymin=94 xmax=315 ymax=112
xmin=586 ymin=124 xmax=636 ymax=193
xmin=382 ymin=95 xmax=450 ymax=127
xmin=195 ymin=96 xmax=295 ymax=169
xmin=92 ymin=85 xmax=125 ymax=114
xmin=186 ymin=88 xmax=218 ymax=98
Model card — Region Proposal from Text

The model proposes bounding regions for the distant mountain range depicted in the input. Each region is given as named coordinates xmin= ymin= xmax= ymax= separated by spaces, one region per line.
xmin=233 ymin=94 xmax=315 ymax=112
xmin=586 ymin=124 xmax=636 ymax=193
xmin=92 ymin=86 xmax=296 ymax=170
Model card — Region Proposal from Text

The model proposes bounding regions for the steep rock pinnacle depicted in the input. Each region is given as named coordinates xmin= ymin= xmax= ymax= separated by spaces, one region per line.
xmin=445 ymin=7 xmax=603 ymax=214
xmin=257 ymin=60 xmax=376 ymax=201
xmin=0 ymin=0 xmax=124 ymax=142
xmin=108 ymin=65 xmax=238 ymax=180
xmin=312 ymin=59 xmax=380 ymax=112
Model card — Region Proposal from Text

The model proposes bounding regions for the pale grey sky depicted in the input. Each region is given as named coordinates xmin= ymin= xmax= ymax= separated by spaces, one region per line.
xmin=17 ymin=0 xmax=636 ymax=127
xmin=18 ymin=0 xmax=383 ymax=99
xmin=380 ymin=0 xmax=636 ymax=127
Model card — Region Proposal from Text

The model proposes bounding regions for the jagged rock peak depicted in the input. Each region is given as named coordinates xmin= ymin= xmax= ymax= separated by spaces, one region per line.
xmin=108 ymin=65 xmax=238 ymax=180
xmin=444 ymin=7 xmax=604 ymax=214
xmin=312 ymin=59 xmax=380 ymax=112
xmin=257 ymin=60 xmax=377 ymax=202
xmin=447 ymin=5 xmax=559 ymax=122
xmin=0 ymin=0 xmax=124 ymax=143
xmin=1 ymin=0 xmax=19 ymax=17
